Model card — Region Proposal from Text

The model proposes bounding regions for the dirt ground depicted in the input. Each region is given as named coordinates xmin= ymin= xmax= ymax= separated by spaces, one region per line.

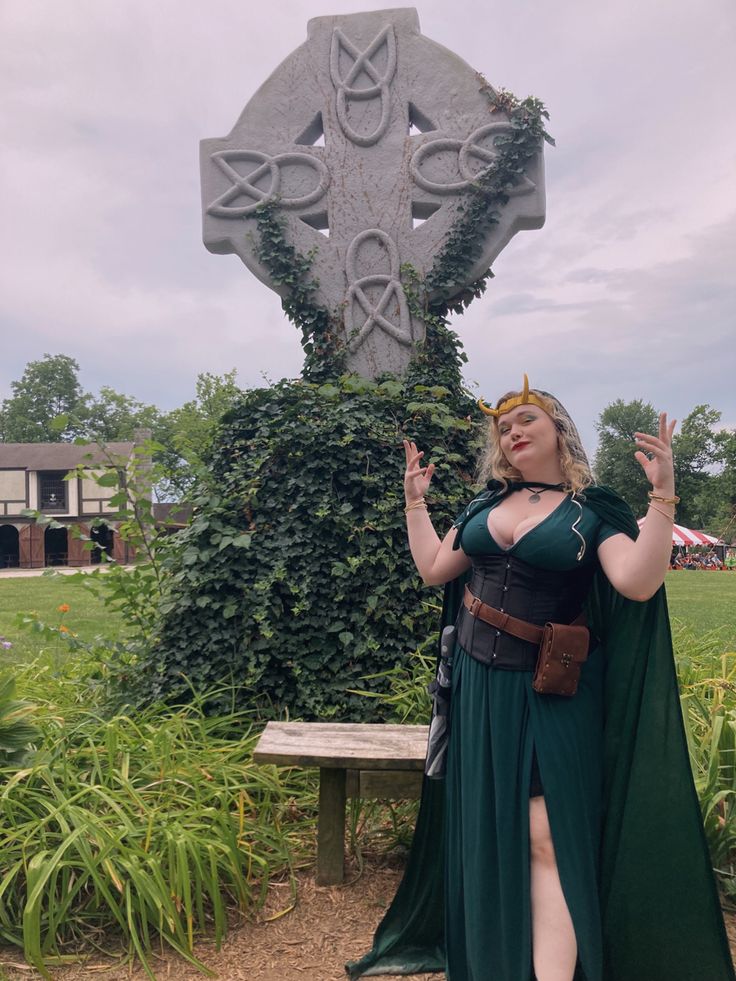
xmin=0 ymin=854 xmax=437 ymax=981
xmin=1 ymin=854 xmax=735 ymax=981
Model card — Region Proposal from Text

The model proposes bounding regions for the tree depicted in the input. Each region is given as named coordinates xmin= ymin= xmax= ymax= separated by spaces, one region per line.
xmin=671 ymin=405 xmax=722 ymax=527
xmin=718 ymin=429 xmax=736 ymax=540
xmin=1 ymin=354 xmax=244 ymax=504
xmin=595 ymin=399 xmax=730 ymax=532
xmin=154 ymin=370 xmax=242 ymax=499
xmin=80 ymin=386 xmax=161 ymax=442
xmin=696 ymin=427 xmax=736 ymax=540
xmin=0 ymin=354 xmax=84 ymax=442
xmin=594 ymin=399 xmax=659 ymax=516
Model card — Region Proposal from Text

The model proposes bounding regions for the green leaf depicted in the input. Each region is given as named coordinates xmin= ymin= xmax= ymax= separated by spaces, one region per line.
xmin=95 ymin=472 xmax=120 ymax=488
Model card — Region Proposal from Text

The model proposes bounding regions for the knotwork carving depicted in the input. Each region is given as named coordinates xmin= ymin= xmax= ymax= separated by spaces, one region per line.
xmin=201 ymin=9 xmax=547 ymax=378
xmin=410 ymin=122 xmax=536 ymax=196
xmin=329 ymin=26 xmax=396 ymax=147
xmin=206 ymin=150 xmax=329 ymax=217
xmin=344 ymin=229 xmax=411 ymax=352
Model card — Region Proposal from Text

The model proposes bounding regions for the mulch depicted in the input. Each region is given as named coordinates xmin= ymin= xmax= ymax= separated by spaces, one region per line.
xmin=1 ymin=854 xmax=735 ymax=980
xmin=0 ymin=853 xmax=436 ymax=981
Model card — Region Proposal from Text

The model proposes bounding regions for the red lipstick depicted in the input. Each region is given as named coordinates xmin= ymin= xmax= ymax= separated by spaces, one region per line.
xmin=511 ymin=441 xmax=530 ymax=452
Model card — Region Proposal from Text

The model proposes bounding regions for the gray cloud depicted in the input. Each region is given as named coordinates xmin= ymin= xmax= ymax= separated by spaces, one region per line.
xmin=454 ymin=211 xmax=736 ymax=451
xmin=1 ymin=0 xmax=734 ymax=454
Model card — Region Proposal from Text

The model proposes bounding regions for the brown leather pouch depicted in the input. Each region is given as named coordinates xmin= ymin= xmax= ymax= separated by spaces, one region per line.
xmin=532 ymin=622 xmax=590 ymax=696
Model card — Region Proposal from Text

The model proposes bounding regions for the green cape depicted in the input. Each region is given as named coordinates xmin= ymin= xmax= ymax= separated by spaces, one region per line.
xmin=347 ymin=485 xmax=734 ymax=980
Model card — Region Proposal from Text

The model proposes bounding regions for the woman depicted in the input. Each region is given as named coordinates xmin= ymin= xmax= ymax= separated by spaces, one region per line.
xmin=348 ymin=378 xmax=734 ymax=981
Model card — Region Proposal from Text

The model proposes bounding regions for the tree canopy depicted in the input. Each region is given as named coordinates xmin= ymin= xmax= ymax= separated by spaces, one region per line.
xmin=594 ymin=398 xmax=734 ymax=537
xmin=593 ymin=399 xmax=659 ymax=517
xmin=2 ymin=357 xmax=734 ymax=538
xmin=153 ymin=370 xmax=242 ymax=499
xmin=0 ymin=354 xmax=242 ymax=501
xmin=0 ymin=354 xmax=85 ymax=442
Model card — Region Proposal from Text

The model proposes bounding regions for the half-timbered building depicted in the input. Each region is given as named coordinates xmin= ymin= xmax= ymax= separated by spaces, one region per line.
xmin=0 ymin=442 xmax=139 ymax=569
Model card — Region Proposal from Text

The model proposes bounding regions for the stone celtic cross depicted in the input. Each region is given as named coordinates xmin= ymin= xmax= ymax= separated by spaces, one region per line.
xmin=200 ymin=7 xmax=545 ymax=377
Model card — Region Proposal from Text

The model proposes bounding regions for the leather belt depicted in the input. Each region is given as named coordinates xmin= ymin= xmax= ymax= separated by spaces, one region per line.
xmin=463 ymin=585 xmax=586 ymax=645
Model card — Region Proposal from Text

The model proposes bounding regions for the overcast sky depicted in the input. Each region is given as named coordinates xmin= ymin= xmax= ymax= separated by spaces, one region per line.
xmin=1 ymin=0 xmax=734 ymax=455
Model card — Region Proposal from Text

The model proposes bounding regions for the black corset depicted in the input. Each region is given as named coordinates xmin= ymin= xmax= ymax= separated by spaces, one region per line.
xmin=455 ymin=554 xmax=596 ymax=669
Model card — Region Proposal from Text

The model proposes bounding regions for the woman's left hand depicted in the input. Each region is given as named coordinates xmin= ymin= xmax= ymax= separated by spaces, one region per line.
xmin=634 ymin=412 xmax=677 ymax=494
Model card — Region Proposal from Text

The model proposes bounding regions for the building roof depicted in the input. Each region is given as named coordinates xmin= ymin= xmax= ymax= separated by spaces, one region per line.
xmin=0 ymin=442 xmax=135 ymax=470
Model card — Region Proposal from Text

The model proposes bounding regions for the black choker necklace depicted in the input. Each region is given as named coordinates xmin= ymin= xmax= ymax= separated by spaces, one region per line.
xmin=527 ymin=486 xmax=555 ymax=504
xmin=509 ymin=480 xmax=565 ymax=504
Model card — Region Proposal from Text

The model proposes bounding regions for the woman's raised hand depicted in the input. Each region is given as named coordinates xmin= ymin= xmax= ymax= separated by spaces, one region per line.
xmin=634 ymin=412 xmax=677 ymax=495
xmin=403 ymin=439 xmax=435 ymax=504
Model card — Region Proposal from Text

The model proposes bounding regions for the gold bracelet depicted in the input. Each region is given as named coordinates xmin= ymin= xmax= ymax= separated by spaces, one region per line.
xmin=647 ymin=501 xmax=675 ymax=521
xmin=648 ymin=491 xmax=680 ymax=505
xmin=404 ymin=499 xmax=427 ymax=514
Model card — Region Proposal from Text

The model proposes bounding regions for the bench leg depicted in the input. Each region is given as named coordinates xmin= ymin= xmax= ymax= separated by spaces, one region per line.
xmin=317 ymin=767 xmax=346 ymax=885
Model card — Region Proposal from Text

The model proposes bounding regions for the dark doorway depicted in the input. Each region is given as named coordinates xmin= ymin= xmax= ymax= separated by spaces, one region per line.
xmin=44 ymin=526 xmax=68 ymax=566
xmin=90 ymin=524 xmax=114 ymax=565
xmin=0 ymin=525 xmax=19 ymax=568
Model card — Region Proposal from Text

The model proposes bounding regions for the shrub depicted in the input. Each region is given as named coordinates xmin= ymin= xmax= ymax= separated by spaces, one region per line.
xmin=137 ymin=326 xmax=482 ymax=719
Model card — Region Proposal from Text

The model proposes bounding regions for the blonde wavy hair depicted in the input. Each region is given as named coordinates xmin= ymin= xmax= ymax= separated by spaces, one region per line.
xmin=476 ymin=387 xmax=594 ymax=495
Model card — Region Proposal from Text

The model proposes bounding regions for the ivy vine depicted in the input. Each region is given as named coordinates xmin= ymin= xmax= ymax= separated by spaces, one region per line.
xmin=423 ymin=82 xmax=554 ymax=314
xmin=254 ymin=202 xmax=345 ymax=381
xmin=400 ymin=262 xmax=468 ymax=393
xmin=140 ymin=371 xmax=480 ymax=720
xmin=252 ymin=85 xmax=552 ymax=378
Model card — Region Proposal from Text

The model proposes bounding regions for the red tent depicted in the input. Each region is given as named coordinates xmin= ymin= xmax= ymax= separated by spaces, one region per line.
xmin=636 ymin=518 xmax=724 ymax=546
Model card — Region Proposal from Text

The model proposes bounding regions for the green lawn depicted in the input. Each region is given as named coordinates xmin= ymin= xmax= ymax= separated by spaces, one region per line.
xmin=665 ymin=570 xmax=736 ymax=650
xmin=0 ymin=569 xmax=733 ymax=667
xmin=0 ymin=574 xmax=123 ymax=664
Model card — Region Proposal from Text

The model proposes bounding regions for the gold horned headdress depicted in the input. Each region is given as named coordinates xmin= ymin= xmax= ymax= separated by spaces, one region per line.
xmin=478 ymin=374 xmax=555 ymax=420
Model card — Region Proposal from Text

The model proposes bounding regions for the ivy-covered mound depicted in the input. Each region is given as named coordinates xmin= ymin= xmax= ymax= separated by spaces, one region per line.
xmin=141 ymin=330 xmax=481 ymax=720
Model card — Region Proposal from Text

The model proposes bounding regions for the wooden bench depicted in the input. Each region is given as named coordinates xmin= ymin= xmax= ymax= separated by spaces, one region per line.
xmin=253 ymin=721 xmax=429 ymax=885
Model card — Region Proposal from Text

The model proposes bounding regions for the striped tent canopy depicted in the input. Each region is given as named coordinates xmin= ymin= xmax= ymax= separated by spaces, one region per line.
xmin=637 ymin=518 xmax=724 ymax=547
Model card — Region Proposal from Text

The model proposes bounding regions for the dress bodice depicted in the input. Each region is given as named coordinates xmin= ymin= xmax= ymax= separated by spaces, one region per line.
xmin=459 ymin=495 xmax=619 ymax=571
xmin=455 ymin=497 xmax=621 ymax=667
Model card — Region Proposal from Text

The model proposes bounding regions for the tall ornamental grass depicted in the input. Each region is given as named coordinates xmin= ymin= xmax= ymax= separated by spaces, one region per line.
xmin=3 ymin=602 xmax=734 ymax=977
xmin=0 ymin=657 xmax=317 ymax=980
xmin=675 ymin=620 xmax=736 ymax=896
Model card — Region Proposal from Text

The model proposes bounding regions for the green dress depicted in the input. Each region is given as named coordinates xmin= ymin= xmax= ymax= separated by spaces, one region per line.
xmin=347 ymin=485 xmax=735 ymax=981
xmin=445 ymin=496 xmax=618 ymax=981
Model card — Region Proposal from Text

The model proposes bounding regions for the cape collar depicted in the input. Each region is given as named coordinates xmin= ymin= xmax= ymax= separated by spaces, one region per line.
xmin=451 ymin=482 xmax=639 ymax=551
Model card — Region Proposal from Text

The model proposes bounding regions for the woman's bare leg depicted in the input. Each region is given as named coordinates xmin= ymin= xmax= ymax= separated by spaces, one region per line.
xmin=529 ymin=796 xmax=577 ymax=981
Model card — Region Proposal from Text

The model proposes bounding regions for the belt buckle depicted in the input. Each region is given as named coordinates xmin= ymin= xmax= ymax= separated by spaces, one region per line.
xmin=470 ymin=596 xmax=481 ymax=617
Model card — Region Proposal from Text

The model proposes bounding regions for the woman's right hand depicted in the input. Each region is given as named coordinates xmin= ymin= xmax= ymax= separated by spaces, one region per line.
xmin=403 ymin=439 xmax=435 ymax=504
